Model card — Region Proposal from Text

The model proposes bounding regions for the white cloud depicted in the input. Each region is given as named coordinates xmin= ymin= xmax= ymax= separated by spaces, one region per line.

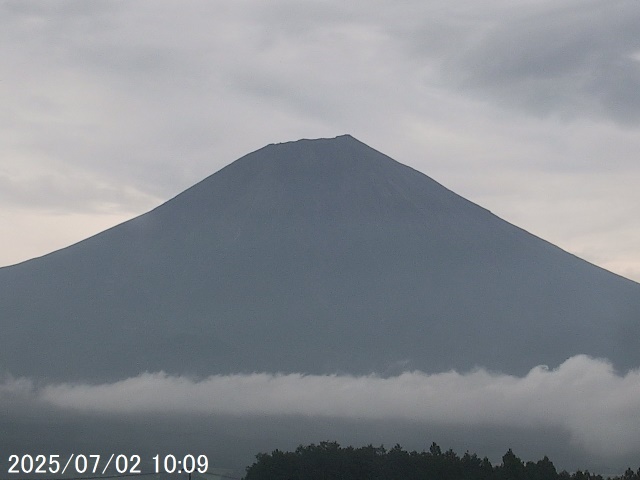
xmin=2 ymin=355 xmax=635 ymax=458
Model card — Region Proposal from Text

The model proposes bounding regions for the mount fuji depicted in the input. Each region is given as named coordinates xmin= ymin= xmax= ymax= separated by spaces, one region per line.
xmin=1 ymin=135 xmax=639 ymax=382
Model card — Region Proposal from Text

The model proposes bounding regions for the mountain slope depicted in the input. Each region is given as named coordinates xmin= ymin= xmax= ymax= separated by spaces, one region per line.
xmin=1 ymin=135 xmax=639 ymax=381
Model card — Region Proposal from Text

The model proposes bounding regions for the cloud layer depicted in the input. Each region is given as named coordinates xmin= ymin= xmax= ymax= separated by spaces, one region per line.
xmin=3 ymin=355 xmax=638 ymax=459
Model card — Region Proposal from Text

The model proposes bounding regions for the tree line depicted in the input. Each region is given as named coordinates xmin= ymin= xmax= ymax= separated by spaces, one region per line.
xmin=243 ymin=441 xmax=640 ymax=480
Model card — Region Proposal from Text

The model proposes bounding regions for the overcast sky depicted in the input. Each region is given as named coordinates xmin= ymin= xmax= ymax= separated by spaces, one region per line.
xmin=2 ymin=0 xmax=640 ymax=282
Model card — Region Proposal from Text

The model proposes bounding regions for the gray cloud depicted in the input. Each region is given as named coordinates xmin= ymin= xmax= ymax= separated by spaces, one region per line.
xmin=0 ymin=169 xmax=158 ymax=214
xmin=445 ymin=1 xmax=640 ymax=123
xmin=3 ymin=355 xmax=637 ymax=459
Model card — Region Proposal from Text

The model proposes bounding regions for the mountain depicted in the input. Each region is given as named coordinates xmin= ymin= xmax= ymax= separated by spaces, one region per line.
xmin=1 ymin=134 xmax=639 ymax=382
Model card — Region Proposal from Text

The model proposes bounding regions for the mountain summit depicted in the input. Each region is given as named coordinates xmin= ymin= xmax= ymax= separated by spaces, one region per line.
xmin=1 ymin=135 xmax=639 ymax=381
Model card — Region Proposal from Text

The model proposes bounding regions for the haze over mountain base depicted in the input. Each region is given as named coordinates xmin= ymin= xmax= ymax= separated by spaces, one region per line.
xmin=1 ymin=354 xmax=639 ymax=474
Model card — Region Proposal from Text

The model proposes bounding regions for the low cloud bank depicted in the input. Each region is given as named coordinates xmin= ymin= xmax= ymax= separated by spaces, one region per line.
xmin=3 ymin=355 xmax=639 ymax=458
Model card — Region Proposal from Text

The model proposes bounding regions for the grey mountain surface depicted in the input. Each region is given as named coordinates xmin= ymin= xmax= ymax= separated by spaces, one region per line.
xmin=1 ymin=134 xmax=639 ymax=382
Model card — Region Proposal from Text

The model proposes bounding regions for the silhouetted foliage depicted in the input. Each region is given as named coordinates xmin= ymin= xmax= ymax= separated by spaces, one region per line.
xmin=244 ymin=442 xmax=640 ymax=480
